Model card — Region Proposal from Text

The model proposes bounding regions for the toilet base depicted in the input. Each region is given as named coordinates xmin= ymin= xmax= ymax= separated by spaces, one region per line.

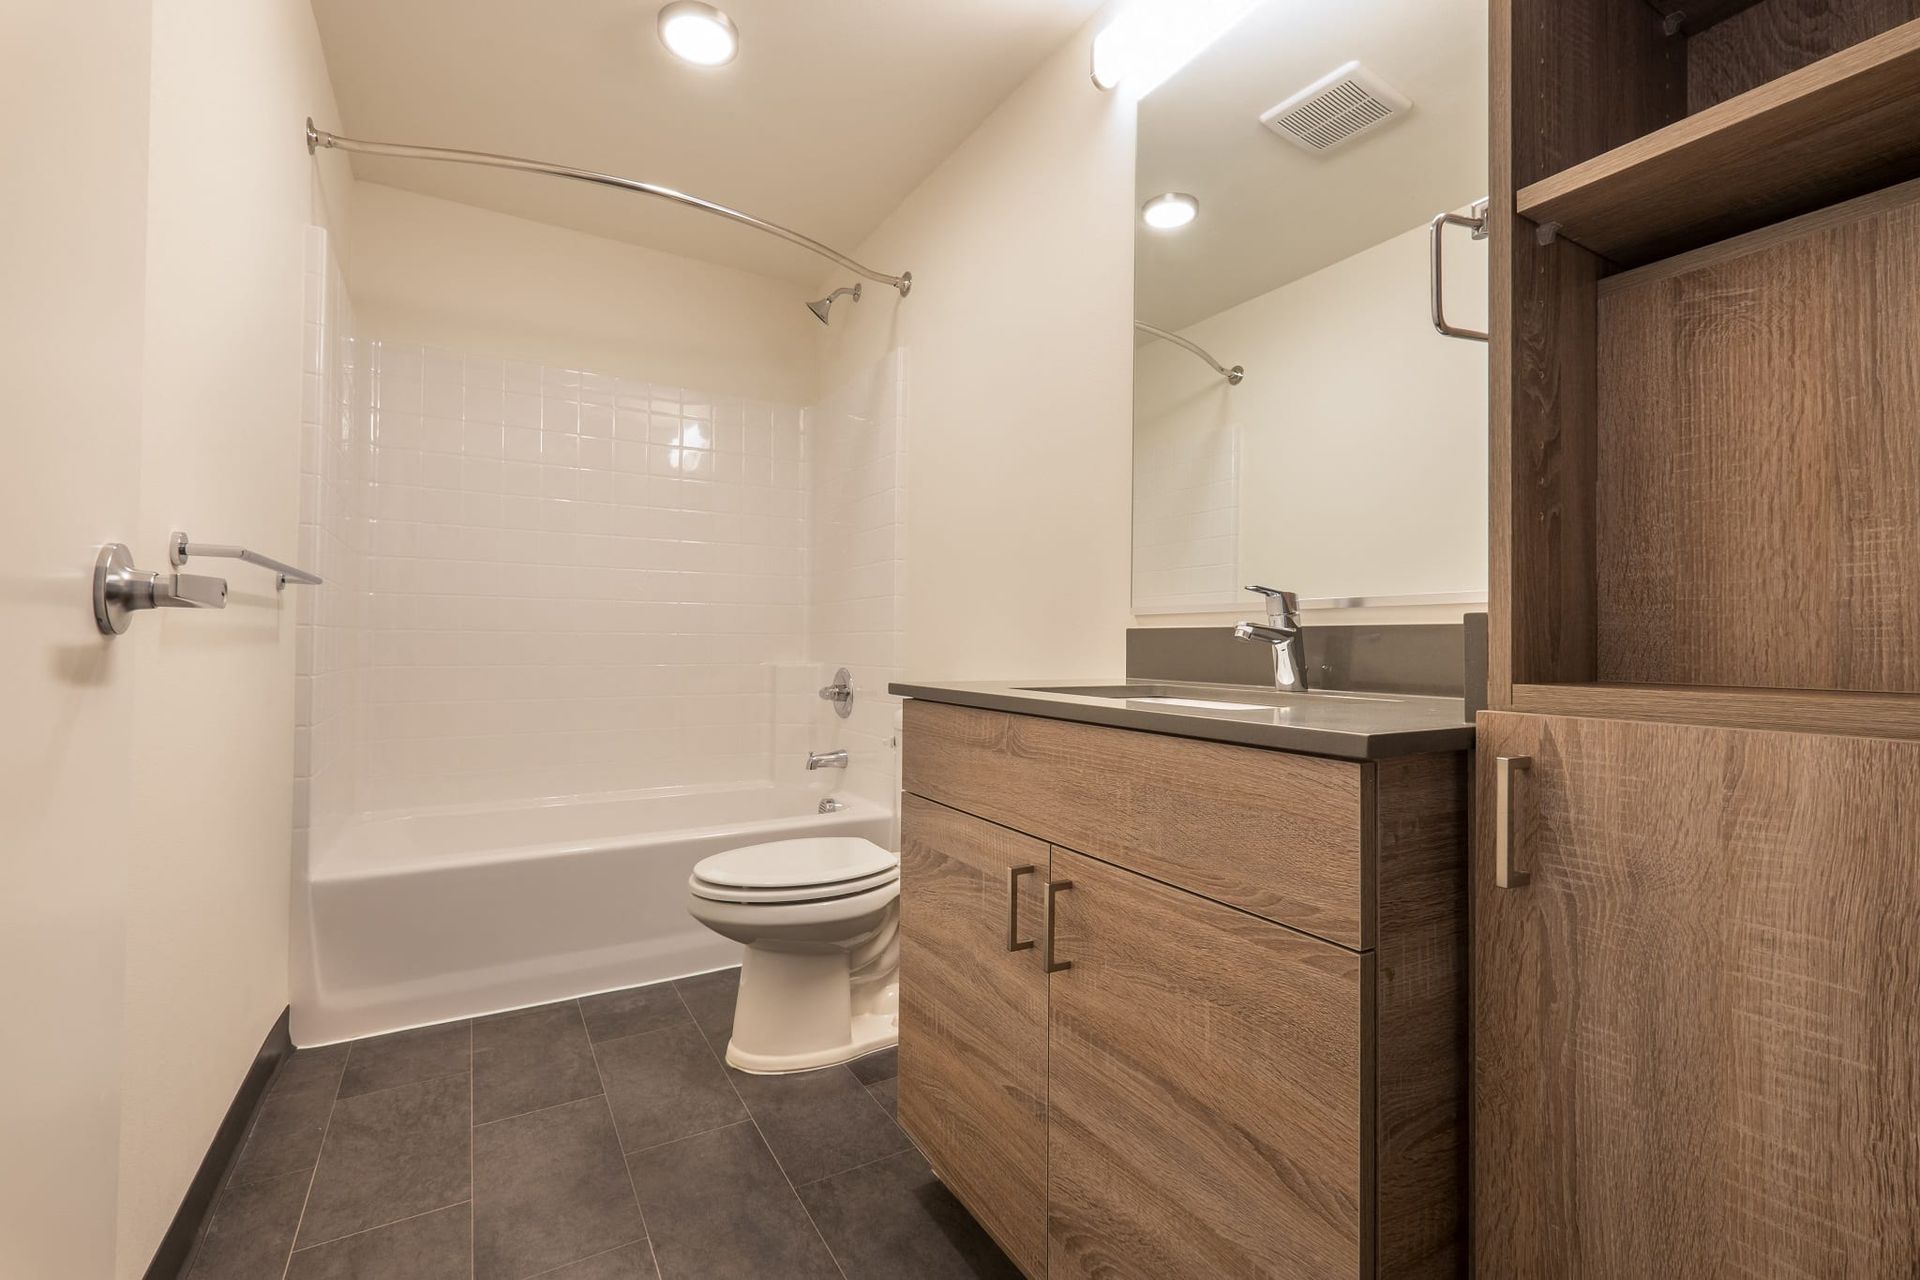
xmin=726 ymin=1010 xmax=898 ymax=1074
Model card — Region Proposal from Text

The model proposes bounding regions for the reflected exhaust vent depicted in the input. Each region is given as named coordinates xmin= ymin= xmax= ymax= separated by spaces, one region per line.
xmin=1261 ymin=61 xmax=1410 ymax=154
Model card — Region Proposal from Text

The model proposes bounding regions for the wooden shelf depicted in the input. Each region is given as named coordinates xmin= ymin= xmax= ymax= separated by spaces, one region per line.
xmin=1510 ymin=683 xmax=1920 ymax=740
xmin=1517 ymin=18 xmax=1920 ymax=264
xmin=1636 ymin=0 xmax=1766 ymax=36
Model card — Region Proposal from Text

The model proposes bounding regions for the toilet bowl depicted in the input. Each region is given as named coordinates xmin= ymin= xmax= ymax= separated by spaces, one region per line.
xmin=686 ymin=835 xmax=899 ymax=1074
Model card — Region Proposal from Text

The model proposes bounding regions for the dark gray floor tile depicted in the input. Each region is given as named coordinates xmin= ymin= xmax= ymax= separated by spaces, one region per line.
xmin=533 ymin=1240 xmax=659 ymax=1279
xmin=848 ymin=1046 xmax=897 ymax=1085
xmin=730 ymin=1064 xmax=910 ymax=1186
xmin=271 ymin=1044 xmax=349 ymax=1097
xmin=671 ymin=968 xmax=738 ymax=1051
xmin=286 ymin=1202 xmax=471 ymax=1280
xmin=186 ymin=1168 xmax=310 ymax=1279
xmin=579 ymin=983 xmax=690 ymax=1043
xmin=867 ymin=1077 xmax=898 ymax=1119
xmin=474 ymin=1002 xmax=602 ymax=1124
xmin=627 ymin=1122 xmax=840 ymax=1280
xmin=798 ymin=1148 xmax=1021 ymax=1280
xmin=473 ymin=1096 xmax=646 ymax=1280
xmin=227 ymin=1080 xmax=335 ymax=1187
xmin=338 ymin=1021 xmax=471 ymax=1098
xmin=296 ymin=1073 xmax=470 ymax=1248
xmin=595 ymin=1024 xmax=745 ymax=1152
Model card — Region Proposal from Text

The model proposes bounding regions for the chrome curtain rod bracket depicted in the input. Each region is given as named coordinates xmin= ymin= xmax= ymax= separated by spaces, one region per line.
xmin=171 ymin=531 xmax=322 ymax=591
xmin=1135 ymin=321 xmax=1244 ymax=384
xmin=305 ymin=119 xmax=914 ymax=297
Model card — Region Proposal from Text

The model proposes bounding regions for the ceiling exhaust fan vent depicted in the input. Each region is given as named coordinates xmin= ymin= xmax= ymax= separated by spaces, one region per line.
xmin=1261 ymin=61 xmax=1411 ymax=154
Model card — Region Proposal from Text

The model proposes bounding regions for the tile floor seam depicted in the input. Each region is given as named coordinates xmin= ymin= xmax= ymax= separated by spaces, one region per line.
xmin=278 ymin=1039 xmax=350 ymax=1280
xmin=674 ymin=983 xmax=850 ymax=1280
xmin=580 ymin=1016 xmax=697 ymax=1055
xmin=285 ymin=1198 xmax=473 ymax=1257
xmin=619 ymin=1115 xmax=754 ymax=1160
xmin=518 ymin=1238 xmax=647 ymax=1280
xmin=790 ymin=1144 xmax=912 ymax=1191
xmin=335 ymin=1065 xmax=471 ymax=1106
xmin=469 ymin=1085 xmax=611 ymax=1131
xmin=583 ymin=997 xmax=658 ymax=1279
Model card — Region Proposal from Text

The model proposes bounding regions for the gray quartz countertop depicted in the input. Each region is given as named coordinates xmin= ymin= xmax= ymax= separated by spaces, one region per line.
xmin=888 ymin=677 xmax=1475 ymax=761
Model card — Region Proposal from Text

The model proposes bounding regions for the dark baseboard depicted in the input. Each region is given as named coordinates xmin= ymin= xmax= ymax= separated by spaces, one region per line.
xmin=143 ymin=1007 xmax=293 ymax=1280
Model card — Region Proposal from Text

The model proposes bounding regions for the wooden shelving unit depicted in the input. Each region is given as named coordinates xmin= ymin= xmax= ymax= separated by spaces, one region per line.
xmin=1511 ymin=684 xmax=1920 ymax=740
xmin=1517 ymin=18 xmax=1920 ymax=264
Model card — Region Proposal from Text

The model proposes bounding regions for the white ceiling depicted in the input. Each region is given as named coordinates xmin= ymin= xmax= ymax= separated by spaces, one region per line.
xmin=311 ymin=0 xmax=1108 ymax=286
xmin=1136 ymin=0 xmax=1488 ymax=331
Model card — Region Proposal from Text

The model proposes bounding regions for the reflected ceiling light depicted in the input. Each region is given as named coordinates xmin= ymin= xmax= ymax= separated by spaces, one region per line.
xmin=658 ymin=1 xmax=738 ymax=66
xmin=1141 ymin=192 xmax=1198 ymax=231
xmin=1090 ymin=0 xmax=1262 ymax=96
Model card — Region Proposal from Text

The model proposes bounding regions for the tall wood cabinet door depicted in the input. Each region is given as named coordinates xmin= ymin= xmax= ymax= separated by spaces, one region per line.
xmin=898 ymin=793 xmax=1051 ymax=1277
xmin=1474 ymin=711 xmax=1920 ymax=1277
xmin=1045 ymin=847 xmax=1367 ymax=1279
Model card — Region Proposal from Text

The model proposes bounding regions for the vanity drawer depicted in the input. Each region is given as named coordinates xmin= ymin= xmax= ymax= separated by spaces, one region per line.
xmin=902 ymin=700 xmax=1370 ymax=948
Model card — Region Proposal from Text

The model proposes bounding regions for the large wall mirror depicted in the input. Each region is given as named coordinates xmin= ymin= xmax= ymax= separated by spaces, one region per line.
xmin=1132 ymin=0 xmax=1490 ymax=618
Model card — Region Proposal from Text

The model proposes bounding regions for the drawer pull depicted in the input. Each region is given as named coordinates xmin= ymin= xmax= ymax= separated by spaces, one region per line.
xmin=1007 ymin=865 xmax=1036 ymax=952
xmin=1043 ymin=879 xmax=1074 ymax=973
xmin=1496 ymin=754 xmax=1532 ymax=889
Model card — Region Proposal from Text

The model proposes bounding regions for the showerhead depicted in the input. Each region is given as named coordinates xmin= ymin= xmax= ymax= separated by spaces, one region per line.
xmin=807 ymin=282 xmax=861 ymax=324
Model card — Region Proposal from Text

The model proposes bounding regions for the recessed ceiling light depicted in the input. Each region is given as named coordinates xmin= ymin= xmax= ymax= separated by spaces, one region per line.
xmin=1141 ymin=192 xmax=1199 ymax=231
xmin=658 ymin=1 xmax=738 ymax=67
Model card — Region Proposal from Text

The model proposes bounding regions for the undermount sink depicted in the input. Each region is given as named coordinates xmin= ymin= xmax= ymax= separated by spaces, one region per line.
xmin=1016 ymin=683 xmax=1405 ymax=711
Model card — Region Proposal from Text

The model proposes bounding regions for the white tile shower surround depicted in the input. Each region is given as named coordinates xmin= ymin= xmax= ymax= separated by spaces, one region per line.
xmin=291 ymin=228 xmax=906 ymax=1038
xmin=1133 ymin=416 xmax=1240 ymax=613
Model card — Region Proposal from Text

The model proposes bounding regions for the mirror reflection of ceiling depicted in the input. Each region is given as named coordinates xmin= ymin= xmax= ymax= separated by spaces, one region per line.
xmin=1136 ymin=0 xmax=1488 ymax=331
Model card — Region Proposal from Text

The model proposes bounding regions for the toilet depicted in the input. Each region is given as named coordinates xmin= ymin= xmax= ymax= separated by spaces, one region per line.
xmin=686 ymin=835 xmax=899 ymax=1074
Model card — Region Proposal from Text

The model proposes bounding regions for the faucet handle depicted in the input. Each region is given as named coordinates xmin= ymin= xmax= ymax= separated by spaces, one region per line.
xmin=1243 ymin=584 xmax=1300 ymax=621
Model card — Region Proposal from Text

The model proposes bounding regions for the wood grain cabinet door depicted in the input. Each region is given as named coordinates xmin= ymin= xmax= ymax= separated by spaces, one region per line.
xmin=1045 ymin=847 xmax=1368 ymax=1279
xmin=898 ymin=793 xmax=1051 ymax=1277
xmin=1474 ymin=711 xmax=1920 ymax=1278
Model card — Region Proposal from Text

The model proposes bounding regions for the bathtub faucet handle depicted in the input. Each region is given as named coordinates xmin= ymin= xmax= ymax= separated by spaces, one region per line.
xmin=818 ymin=667 xmax=854 ymax=719
xmin=806 ymin=749 xmax=850 ymax=770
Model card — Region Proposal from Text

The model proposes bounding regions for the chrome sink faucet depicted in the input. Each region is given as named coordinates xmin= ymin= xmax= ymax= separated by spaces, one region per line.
xmin=1233 ymin=585 xmax=1309 ymax=692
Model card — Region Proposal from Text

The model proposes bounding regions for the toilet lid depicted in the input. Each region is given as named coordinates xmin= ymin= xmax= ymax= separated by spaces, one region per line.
xmin=688 ymin=865 xmax=899 ymax=905
xmin=692 ymin=836 xmax=897 ymax=890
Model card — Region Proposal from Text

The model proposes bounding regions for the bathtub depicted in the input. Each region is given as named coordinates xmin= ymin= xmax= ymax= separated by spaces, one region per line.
xmin=293 ymin=785 xmax=894 ymax=1045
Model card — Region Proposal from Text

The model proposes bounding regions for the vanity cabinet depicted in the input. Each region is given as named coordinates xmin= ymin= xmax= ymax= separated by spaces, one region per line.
xmin=898 ymin=699 xmax=1470 ymax=1279
xmin=1474 ymin=712 xmax=1920 ymax=1275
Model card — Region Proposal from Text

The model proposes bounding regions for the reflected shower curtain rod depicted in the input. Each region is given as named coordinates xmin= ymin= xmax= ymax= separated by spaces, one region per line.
xmin=1135 ymin=321 xmax=1244 ymax=384
xmin=305 ymin=119 xmax=913 ymax=296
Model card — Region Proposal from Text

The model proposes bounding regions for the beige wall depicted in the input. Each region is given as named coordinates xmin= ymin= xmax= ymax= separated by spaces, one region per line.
xmin=1 ymin=3 xmax=151 ymax=1274
xmin=812 ymin=17 xmax=1138 ymax=681
xmin=1132 ymin=216 xmax=1489 ymax=630
xmin=113 ymin=0 xmax=354 ymax=1273
xmin=349 ymin=182 xmax=818 ymax=405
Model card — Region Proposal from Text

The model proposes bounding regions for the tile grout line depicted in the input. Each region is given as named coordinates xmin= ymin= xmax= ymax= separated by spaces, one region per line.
xmin=672 ymin=981 xmax=850 ymax=1280
xmin=789 ymin=1142 xmax=911 ymax=1192
xmin=279 ymin=1041 xmax=351 ymax=1280
xmin=581 ymin=997 xmax=658 ymax=1278
xmin=286 ymin=1199 xmax=472 ymax=1258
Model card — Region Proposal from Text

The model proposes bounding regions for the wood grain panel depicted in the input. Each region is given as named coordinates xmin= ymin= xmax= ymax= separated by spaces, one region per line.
xmin=1687 ymin=0 xmax=1920 ymax=110
xmin=1514 ymin=681 xmax=1920 ymax=739
xmin=1490 ymin=0 xmax=1683 ymax=705
xmin=1519 ymin=17 xmax=1920 ymax=263
xmin=897 ymin=795 xmax=1050 ymax=1278
xmin=1595 ymin=179 xmax=1920 ymax=694
xmin=1473 ymin=711 xmax=1920 ymax=1276
xmin=1045 ymin=849 xmax=1368 ymax=1279
xmin=1372 ymin=753 xmax=1470 ymax=1278
xmin=901 ymin=701 xmax=1370 ymax=946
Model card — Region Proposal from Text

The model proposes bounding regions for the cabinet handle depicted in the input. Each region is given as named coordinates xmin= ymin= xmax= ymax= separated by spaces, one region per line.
xmin=1043 ymin=879 xmax=1073 ymax=973
xmin=1496 ymin=754 xmax=1532 ymax=889
xmin=1007 ymin=865 xmax=1036 ymax=952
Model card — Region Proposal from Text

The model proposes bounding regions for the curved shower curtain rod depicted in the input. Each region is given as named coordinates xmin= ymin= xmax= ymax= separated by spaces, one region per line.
xmin=305 ymin=120 xmax=913 ymax=296
xmin=1135 ymin=321 xmax=1244 ymax=385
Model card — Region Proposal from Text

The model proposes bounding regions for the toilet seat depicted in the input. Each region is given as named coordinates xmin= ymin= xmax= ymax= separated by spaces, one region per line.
xmin=689 ymin=835 xmax=899 ymax=905
xmin=689 ymin=865 xmax=899 ymax=905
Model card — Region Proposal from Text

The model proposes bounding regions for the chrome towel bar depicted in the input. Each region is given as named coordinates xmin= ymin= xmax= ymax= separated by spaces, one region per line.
xmin=170 ymin=531 xmax=322 ymax=589
xmin=1429 ymin=197 xmax=1490 ymax=342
